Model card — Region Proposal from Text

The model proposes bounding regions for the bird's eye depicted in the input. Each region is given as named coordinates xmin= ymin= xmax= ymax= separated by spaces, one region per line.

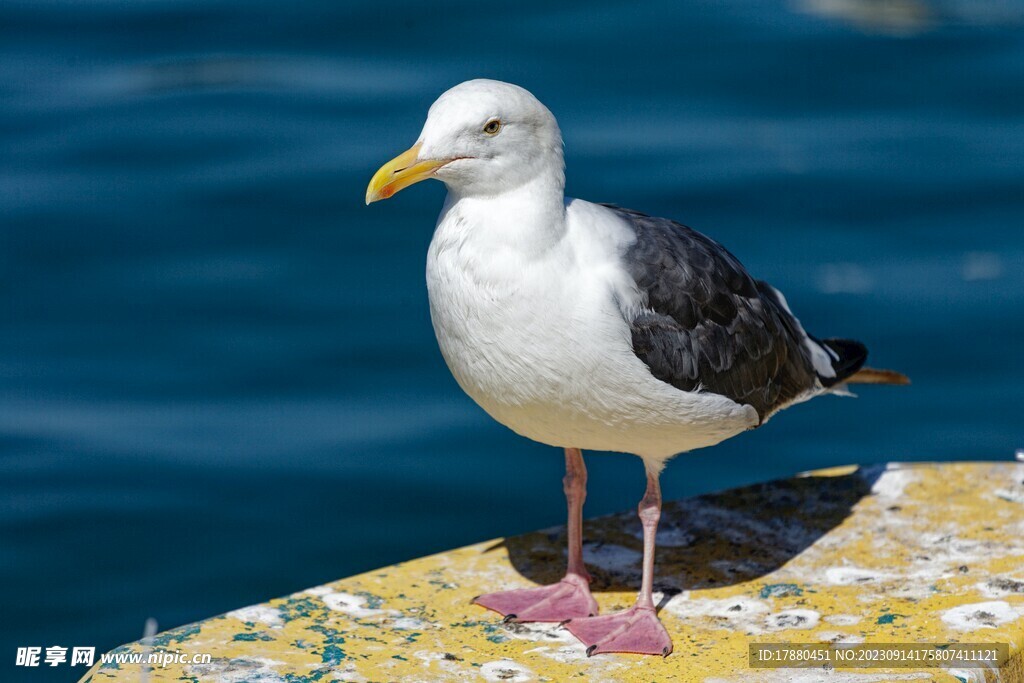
xmin=483 ymin=119 xmax=502 ymax=135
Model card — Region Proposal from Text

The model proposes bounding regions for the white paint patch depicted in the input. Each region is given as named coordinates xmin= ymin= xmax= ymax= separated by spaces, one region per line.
xmin=870 ymin=467 xmax=916 ymax=499
xmin=977 ymin=577 xmax=1024 ymax=598
xmin=813 ymin=513 xmax=1024 ymax=601
xmin=995 ymin=487 xmax=1024 ymax=504
xmin=500 ymin=620 xmax=578 ymax=646
xmin=582 ymin=542 xmax=642 ymax=574
xmin=315 ymin=591 xmax=395 ymax=618
xmin=817 ymin=630 xmax=865 ymax=644
xmin=766 ymin=609 xmax=820 ymax=631
xmin=227 ymin=604 xmax=284 ymax=628
xmin=825 ymin=566 xmax=888 ymax=585
xmin=825 ymin=614 xmax=863 ymax=626
xmin=388 ymin=617 xmax=425 ymax=630
xmin=186 ymin=657 xmax=287 ymax=683
xmin=526 ymin=644 xmax=591 ymax=665
xmin=915 ymin=531 xmax=1004 ymax=567
xmin=777 ymin=481 xmax=1024 ymax=601
xmin=411 ymin=650 xmax=465 ymax=678
xmin=480 ymin=659 xmax=535 ymax=682
xmin=944 ymin=668 xmax=984 ymax=683
xmin=665 ymin=594 xmax=771 ymax=634
xmin=411 ymin=650 xmax=448 ymax=662
xmin=668 ymin=594 xmax=771 ymax=618
xmin=517 ymin=634 xmax=599 ymax=666
xmin=330 ymin=662 xmax=369 ymax=682
xmin=941 ymin=601 xmax=1021 ymax=631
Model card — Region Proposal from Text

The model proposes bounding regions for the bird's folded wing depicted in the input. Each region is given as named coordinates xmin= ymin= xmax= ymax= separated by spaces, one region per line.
xmin=607 ymin=205 xmax=824 ymax=423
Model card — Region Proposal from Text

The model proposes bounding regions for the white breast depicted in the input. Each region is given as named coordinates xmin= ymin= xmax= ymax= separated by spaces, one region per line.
xmin=425 ymin=196 xmax=757 ymax=464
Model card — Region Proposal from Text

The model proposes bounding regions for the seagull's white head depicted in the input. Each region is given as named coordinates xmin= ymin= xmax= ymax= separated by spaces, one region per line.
xmin=366 ymin=79 xmax=563 ymax=204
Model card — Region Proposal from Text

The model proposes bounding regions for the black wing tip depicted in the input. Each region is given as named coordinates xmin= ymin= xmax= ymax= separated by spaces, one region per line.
xmin=820 ymin=337 xmax=868 ymax=385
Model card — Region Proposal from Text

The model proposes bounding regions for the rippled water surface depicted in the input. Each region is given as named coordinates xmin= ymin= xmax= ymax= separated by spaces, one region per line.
xmin=3 ymin=1 xmax=1023 ymax=679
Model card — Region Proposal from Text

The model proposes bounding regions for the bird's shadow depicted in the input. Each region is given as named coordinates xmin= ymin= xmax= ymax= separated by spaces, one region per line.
xmin=485 ymin=466 xmax=881 ymax=611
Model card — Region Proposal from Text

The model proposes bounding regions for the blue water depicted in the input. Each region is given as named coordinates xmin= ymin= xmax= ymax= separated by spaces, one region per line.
xmin=2 ymin=0 xmax=1023 ymax=680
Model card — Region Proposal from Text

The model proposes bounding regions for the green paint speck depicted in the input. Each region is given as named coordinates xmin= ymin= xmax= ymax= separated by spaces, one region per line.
xmin=759 ymin=583 xmax=803 ymax=599
xmin=876 ymin=613 xmax=904 ymax=624
xmin=233 ymin=633 xmax=273 ymax=642
xmin=321 ymin=644 xmax=346 ymax=665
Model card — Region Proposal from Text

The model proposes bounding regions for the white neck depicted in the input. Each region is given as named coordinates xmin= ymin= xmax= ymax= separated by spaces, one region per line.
xmin=438 ymin=166 xmax=568 ymax=257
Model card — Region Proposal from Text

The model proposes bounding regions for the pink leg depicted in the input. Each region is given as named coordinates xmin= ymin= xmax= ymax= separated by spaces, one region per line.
xmin=473 ymin=448 xmax=599 ymax=622
xmin=564 ymin=464 xmax=673 ymax=656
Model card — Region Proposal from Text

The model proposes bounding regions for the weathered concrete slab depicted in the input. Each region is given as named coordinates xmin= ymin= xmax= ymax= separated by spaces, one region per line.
xmin=80 ymin=462 xmax=1024 ymax=682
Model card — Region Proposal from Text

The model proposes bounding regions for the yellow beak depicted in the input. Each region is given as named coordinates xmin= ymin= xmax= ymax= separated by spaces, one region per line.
xmin=365 ymin=143 xmax=449 ymax=205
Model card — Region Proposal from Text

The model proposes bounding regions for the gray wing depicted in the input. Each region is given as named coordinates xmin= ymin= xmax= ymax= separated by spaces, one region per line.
xmin=608 ymin=205 xmax=865 ymax=423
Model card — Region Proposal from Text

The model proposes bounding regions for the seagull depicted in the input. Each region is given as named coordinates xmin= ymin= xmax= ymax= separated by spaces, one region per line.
xmin=365 ymin=79 xmax=907 ymax=657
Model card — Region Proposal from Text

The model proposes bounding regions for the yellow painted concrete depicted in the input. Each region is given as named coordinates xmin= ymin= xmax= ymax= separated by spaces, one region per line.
xmin=80 ymin=462 xmax=1024 ymax=682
